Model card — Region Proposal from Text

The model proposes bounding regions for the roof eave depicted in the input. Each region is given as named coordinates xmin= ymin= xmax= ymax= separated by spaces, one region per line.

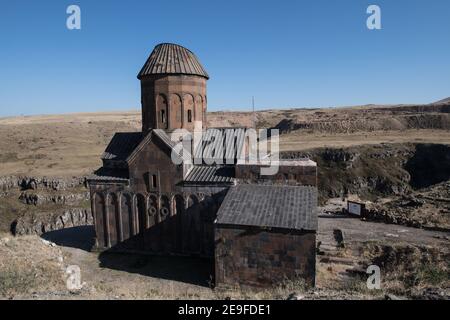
xmin=213 ymin=222 xmax=317 ymax=233
xmin=137 ymin=72 xmax=209 ymax=80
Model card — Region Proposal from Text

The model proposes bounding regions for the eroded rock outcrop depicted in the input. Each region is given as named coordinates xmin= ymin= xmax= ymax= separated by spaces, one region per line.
xmin=363 ymin=183 xmax=450 ymax=231
xmin=281 ymin=143 xmax=450 ymax=204
xmin=274 ymin=106 xmax=450 ymax=134
xmin=18 ymin=191 xmax=90 ymax=206
xmin=0 ymin=176 xmax=86 ymax=192
xmin=13 ymin=208 xmax=94 ymax=236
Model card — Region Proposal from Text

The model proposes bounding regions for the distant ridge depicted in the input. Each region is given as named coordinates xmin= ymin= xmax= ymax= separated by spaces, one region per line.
xmin=432 ymin=97 xmax=450 ymax=105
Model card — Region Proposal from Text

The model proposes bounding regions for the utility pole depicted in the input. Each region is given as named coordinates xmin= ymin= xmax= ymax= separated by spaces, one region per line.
xmin=252 ymin=96 xmax=256 ymax=129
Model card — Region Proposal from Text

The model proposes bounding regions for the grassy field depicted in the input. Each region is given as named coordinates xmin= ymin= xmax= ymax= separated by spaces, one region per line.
xmin=279 ymin=129 xmax=450 ymax=152
xmin=0 ymin=112 xmax=140 ymax=176
xmin=0 ymin=104 xmax=449 ymax=177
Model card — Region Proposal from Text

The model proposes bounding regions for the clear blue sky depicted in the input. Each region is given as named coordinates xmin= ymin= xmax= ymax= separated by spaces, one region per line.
xmin=0 ymin=0 xmax=449 ymax=117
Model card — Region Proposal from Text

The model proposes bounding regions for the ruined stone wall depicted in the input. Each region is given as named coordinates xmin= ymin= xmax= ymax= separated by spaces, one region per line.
xmin=215 ymin=225 xmax=316 ymax=287
xmin=235 ymin=163 xmax=317 ymax=186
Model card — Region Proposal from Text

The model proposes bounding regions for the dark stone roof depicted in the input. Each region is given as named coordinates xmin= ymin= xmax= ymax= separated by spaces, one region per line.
xmin=101 ymin=132 xmax=143 ymax=162
xmin=184 ymin=166 xmax=235 ymax=184
xmin=100 ymin=127 xmax=246 ymax=173
xmin=87 ymin=167 xmax=129 ymax=183
xmin=153 ymin=129 xmax=177 ymax=149
xmin=151 ymin=129 xmax=184 ymax=164
xmin=138 ymin=43 xmax=209 ymax=79
xmin=149 ymin=128 xmax=247 ymax=165
xmin=193 ymin=128 xmax=246 ymax=164
xmin=215 ymin=184 xmax=318 ymax=231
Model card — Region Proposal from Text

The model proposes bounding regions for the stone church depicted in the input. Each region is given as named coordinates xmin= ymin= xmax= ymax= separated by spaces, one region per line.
xmin=87 ymin=43 xmax=318 ymax=287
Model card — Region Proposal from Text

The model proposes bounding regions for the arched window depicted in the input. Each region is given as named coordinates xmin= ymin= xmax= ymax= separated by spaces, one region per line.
xmin=152 ymin=174 xmax=157 ymax=188
xmin=156 ymin=94 xmax=168 ymax=129
xmin=145 ymin=172 xmax=158 ymax=192
xmin=184 ymin=94 xmax=194 ymax=127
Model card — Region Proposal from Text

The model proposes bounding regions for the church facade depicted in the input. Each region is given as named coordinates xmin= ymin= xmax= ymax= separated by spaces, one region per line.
xmin=87 ymin=43 xmax=318 ymax=287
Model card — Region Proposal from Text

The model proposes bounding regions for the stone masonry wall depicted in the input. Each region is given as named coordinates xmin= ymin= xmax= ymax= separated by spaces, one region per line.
xmin=215 ymin=225 xmax=316 ymax=288
xmin=235 ymin=163 xmax=317 ymax=186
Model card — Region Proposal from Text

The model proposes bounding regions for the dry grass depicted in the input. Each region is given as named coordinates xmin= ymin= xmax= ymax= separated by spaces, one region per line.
xmin=1 ymin=107 xmax=449 ymax=177
xmin=361 ymin=241 xmax=450 ymax=294
xmin=1 ymin=232 xmax=446 ymax=299
xmin=0 ymin=233 xmax=66 ymax=298
xmin=279 ymin=129 xmax=450 ymax=152
xmin=0 ymin=112 xmax=141 ymax=177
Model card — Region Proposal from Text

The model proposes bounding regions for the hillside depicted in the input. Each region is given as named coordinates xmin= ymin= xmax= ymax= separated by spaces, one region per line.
xmin=0 ymin=103 xmax=449 ymax=177
xmin=432 ymin=97 xmax=450 ymax=105
xmin=1 ymin=103 xmax=449 ymax=300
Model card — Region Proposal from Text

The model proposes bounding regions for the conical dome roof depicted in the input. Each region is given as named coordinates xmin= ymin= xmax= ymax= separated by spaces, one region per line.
xmin=137 ymin=43 xmax=209 ymax=79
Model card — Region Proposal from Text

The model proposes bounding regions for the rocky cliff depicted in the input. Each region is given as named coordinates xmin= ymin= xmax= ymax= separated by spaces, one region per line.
xmin=13 ymin=208 xmax=94 ymax=236
xmin=282 ymin=143 xmax=450 ymax=203
xmin=0 ymin=176 xmax=86 ymax=192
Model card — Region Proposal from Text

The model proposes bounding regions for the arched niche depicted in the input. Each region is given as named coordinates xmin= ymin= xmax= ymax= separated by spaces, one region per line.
xmin=202 ymin=95 xmax=207 ymax=125
xmin=195 ymin=95 xmax=203 ymax=124
xmin=172 ymin=194 xmax=185 ymax=216
xmin=169 ymin=93 xmax=182 ymax=128
xmin=94 ymin=193 xmax=107 ymax=248
xmin=148 ymin=194 xmax=158 ymax=227
xmin=107 ymin=193 xmax=119 ymax=246
xmin=160 ymin=195 xmax=170 ymax=222
xmin=120 ymin=193 xmax=133 ymax=241
xmin=187 ymin=194 xmax=199 ymax=208
xmin=156 ymin=94 xmax=168 ymax=129
xmin=185 ymin=194 xmax=201 ymax=254
xmin=172 ymin=194 xmax=185 ymax=252
xmin=136 ymin=193 xmax=147 ymax=233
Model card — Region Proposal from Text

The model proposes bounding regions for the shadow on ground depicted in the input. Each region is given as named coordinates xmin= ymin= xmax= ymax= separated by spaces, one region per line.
xmin=41 ymin=225 xmax=214 ymax=287
xmin=98 ymin=251 xmax=214 ymax=287
xmin=41 ymin=225 xmax=96 ymax=251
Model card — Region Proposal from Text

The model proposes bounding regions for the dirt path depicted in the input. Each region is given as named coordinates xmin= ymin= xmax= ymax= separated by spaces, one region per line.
xmin=316 ymin=203 xmax=450 ymax=292
xmin=42 ymin=226 xmax=213 ymax=299
xmin=38 ymin=210 xmax=450 ymax=299
xmin=318 ymin=213 xmax=450 ymax=246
